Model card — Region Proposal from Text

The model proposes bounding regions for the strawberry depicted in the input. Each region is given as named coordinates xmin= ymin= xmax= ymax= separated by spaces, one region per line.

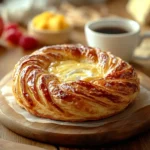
xmin=0 ymin=17 xmax=4 ymax=37
xmin=19 ymin=35 xmax=38 ymax=50
xmin=5 ymin=29 xmax=22 ymax=45
xmin=4 ymin=23 xmax=18 ymax=31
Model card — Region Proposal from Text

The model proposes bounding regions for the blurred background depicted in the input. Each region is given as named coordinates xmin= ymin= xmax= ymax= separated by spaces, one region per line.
xmin=0 ymin=0 xmax=150 ymax=78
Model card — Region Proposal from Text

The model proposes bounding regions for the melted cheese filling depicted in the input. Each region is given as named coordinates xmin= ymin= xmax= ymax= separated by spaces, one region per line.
xmin=48 ymin=60 xmax=100 ymax=82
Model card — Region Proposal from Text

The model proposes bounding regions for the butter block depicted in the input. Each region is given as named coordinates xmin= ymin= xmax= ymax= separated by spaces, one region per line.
xmin=127 ymin=0 xmax=150 ymax=24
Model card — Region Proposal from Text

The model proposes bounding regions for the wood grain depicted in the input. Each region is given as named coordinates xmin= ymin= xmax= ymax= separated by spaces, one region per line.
xmin=0 ymin=139 xmax=46 ymax=150
xmin=0 ymin=124 xmax=56 ymax=150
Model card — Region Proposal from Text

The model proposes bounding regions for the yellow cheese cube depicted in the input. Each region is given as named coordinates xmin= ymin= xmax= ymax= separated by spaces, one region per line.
xmin=33 ymin=12 xmax=55 ymax=29
xmin=48 ymin=15 xmax=69 ymax=31
xmin=32 ymin=11 xmax=69 ymax=31
xmin=34 ymin=20 xmax=48 ymax=30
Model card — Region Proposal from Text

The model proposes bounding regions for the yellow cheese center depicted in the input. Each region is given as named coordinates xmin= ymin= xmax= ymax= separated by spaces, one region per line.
xmin=48 ymin=60 xmax=100 ymax=82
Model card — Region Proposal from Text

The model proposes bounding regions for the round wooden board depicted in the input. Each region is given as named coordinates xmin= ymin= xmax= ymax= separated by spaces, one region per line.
xmin=0 ymin=71 xmax=150 ymax=146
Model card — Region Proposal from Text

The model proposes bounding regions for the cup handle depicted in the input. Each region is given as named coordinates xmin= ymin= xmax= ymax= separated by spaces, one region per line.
xmin=134 ymin=32 xmax=150 ymax=59
xmin=139 ymin=32 xmax=150 ymax=45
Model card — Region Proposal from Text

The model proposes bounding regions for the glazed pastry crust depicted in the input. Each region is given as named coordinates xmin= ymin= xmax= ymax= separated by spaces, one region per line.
xmin=12 ymin=45 xmax=139 ymax=122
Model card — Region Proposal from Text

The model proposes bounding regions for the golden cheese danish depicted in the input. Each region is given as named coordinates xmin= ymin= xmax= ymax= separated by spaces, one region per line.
xmin=12 ymin=44 xmax=139 ymax=122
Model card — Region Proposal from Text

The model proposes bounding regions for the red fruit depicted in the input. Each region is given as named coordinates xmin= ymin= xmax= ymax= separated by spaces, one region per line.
xmin=19 ymin=36 xmax=38 ymax=50
xmin=4 ymin=23 xmax=18 ymax=31
xmin=0 ymin=17 xmax=4 ymax=37
xmin=5 ymin=29 xmax=22 ymax=45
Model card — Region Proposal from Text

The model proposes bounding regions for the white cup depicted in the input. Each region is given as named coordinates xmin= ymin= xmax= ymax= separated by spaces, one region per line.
xmin=85 ymin=17 xmax=150 ymax=61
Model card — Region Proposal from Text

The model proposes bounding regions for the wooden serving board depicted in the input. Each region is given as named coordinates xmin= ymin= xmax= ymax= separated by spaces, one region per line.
xmin=0 ymin=71 xmax=150 ymax=147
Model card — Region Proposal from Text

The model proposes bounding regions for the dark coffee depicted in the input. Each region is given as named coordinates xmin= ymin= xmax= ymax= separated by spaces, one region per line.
xmin=93 ymin=27 xmax=128 ymax=34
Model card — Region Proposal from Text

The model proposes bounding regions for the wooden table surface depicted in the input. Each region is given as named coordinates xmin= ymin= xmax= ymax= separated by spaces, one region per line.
xmin=0 ymin=0 xmax=150 ymax=149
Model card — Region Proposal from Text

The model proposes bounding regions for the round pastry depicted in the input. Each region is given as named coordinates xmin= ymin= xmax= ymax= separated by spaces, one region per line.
xmin=12 ymin=44 xmax=139 ymax=122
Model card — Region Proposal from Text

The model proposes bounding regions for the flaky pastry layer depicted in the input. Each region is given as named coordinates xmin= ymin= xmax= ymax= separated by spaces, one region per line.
xmin=12 ymin=45 xmax=139 ymax=122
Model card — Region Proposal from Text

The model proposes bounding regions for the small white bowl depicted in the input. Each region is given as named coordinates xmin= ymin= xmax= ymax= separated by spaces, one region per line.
xmin=28 ymin=22 xmax=72 ymax=45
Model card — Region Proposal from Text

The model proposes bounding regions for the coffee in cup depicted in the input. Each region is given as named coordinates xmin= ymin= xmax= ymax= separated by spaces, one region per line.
xmin=85 ymin=17 xmax=150 ymax=61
